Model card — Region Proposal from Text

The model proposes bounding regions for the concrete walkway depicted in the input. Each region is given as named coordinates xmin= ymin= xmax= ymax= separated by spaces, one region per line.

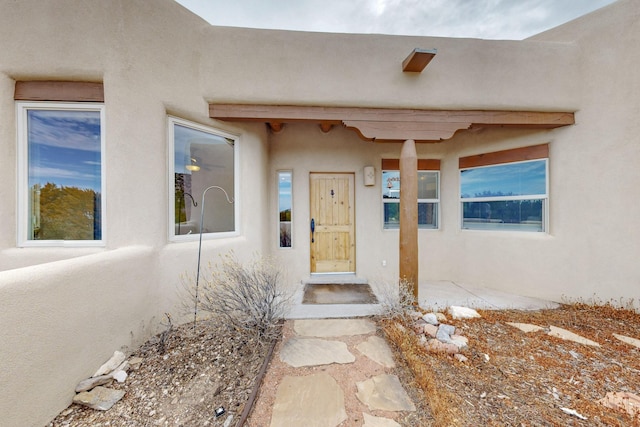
xmin=287 ymin=279 xmax=558 ymax=319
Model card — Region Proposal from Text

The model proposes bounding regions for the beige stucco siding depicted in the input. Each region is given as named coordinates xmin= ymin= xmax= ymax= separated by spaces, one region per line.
xmin=0 ymin=0 xmax=638 ymax=426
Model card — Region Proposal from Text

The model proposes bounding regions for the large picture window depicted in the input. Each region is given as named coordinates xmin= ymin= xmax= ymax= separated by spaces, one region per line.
xmin=169 ymin=117 xmax=237 ymax=240
xmin=17 ymin=102 xmax=105 ymax=246
xmin=382 ymin=169 xmax=439 ymax=229
xmin=460 ymin=159 xmax=548 ymax=232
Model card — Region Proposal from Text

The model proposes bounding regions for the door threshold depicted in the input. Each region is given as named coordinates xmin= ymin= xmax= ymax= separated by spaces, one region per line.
xmin=304 ymin=273 xmax=367 ymax=285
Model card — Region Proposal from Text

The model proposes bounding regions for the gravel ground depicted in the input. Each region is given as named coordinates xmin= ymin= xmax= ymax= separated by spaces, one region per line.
xmin=49 ymin=319 xmax=273 ymax=427
xmin=49 ymin=304 xmax=640 ymax=426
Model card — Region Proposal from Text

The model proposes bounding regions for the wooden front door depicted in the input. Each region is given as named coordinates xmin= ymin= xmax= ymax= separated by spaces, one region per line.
xmin=309 ymin=173 xmax=355 ymax=273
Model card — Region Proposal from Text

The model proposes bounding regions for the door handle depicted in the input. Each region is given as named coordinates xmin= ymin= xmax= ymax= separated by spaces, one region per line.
xmin=310 ymin=218 xmax=315 ymax=243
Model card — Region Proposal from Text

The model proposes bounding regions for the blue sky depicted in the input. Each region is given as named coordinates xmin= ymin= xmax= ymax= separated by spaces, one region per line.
xmin=460 ymin=160 xmax=546 ymax=198
xmin=28 ymin=110 xmax=101 ymax=192
xmin=175 ymin=0 xmax=616 ymax=40
xmin=278 ymin=172 xmax=292 ymax=212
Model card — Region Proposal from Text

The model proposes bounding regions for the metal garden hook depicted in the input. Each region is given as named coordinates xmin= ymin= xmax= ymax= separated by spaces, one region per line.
xmin=193 ymin=186 xmax=234 ymax=330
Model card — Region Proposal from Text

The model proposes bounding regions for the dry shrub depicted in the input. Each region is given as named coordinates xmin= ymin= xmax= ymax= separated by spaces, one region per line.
xmin=377 ymin=279 xmax=419 ymax=321
xmin=382 ymin=319 xmax=465 ymax=427
xmin=183 ymin=252 xmax=292 ymax=343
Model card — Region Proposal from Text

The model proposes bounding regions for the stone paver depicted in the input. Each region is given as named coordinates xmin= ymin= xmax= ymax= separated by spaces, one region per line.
xmin=506 ymin=322 xmax=545 ymax=333
xmin=547 ymin=325 xmax=600 ymax=347
xmin=356 ymin=336 xmax=396 ymax=368
xmin=270 ymin=373 xmax=347 ymax=427
xmin=613 ymin=333 xmax=640 ymax=349
xmin=280 ymin=337 xmax=355 ymax=367
xmin=294 ymin=318 xmax=376 ymax=337
xmin=356 ymin=374 xmax=416 ymax=412
xmin=362 ymin=413 xmax=402 ymax=427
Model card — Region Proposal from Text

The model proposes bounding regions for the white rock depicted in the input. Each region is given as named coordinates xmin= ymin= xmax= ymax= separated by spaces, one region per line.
xmin=112 ymin=370 xmax=128 ymax=383
xmin=560 ymin=407 xmax=587 ymax=420
xmin=548 ymin=326 xmax=600 ymax=347
xmin=454 ymin=354 xmax=468 ymax=363
xmin=93 ymin=351 xmax=126 ymax=377
xmin=449 ymin=306 xmax=481 ymax=319
xmin=421 ymin=313 xmax=439 ymax=325
xmin=506 ymin=322 xmax=544 ymax=333
xmin=450 ymin=334 xmax=469 ymax=349
xmin=613 ymin=333 xmax=640 ymax=349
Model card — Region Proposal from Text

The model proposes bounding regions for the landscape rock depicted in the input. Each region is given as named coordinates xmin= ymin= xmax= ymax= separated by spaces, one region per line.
xmin=449 ymin=306 xmax=481 ymax=319
xmin=454 ymin=354 xmax=468 ymax=363
xmin=613 ymin=333 xmax=640 ymax=349
xmin=438 ymin=324 xmax=456 ymax=336
xmin=112 ymin=370 xmax=128 ymax=383
xmin=547 ymin=326 xmax=600 ymax=347
xmin=422 ymin=313 xmax=439 ymax=325
xmin=93 ymin=351 xmax=126 ymax=377
xmin=450 ymin=334 xmax=469 ymax=349
xmin=435 ymin=312 xmax=448 ymax=322
xmin=73 ymin=386 xmax=125 ymax=411
xmin=436 ymin=324 xmax=456 ymax=343
xmin=423 ymin=339 xmax=459 ymax=354
xmin=411 ymin=320 xmax=427 ymax=334
xmin=75 ymin=374 xmax=113 ymax=393
xmin=506 ymin=322 xmax=545 ymax=333
xmin=598 ymin=391 xmax=640 ymax=419
xmin=423 ymin=324 xmax=438 ymax=338
xmin=128 ymin=356 xmax=144 ymax=367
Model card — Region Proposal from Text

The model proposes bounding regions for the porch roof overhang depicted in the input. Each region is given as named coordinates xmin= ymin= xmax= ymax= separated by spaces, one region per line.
xmin=209 ymin=104 xmax=575 ymax=143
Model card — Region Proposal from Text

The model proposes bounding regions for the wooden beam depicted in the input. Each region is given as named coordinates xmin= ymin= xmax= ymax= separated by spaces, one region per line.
xmin=399 ymin=139 xmax=419 ymax=298
xmin=402 ymin=48 xmax=437 ymax=73
xmin=382 ymin=159 xmax=441 ymax=170
xmin=210 ymin=104 xmax=574 ymax=126
xmin=319 ymin=122 xmax=333 ymax=133
xmin=343 ymin=120 xmax=469 ymax=141
xmin=209 ymin=104 xmax=575 ymax=142
xmin=268 ymin=122 xmax=284 ymax=132
xmin=459 ymin=144 xmax=549 ymax=169
xmin=15 ymin=81 xmax=104 ymax=102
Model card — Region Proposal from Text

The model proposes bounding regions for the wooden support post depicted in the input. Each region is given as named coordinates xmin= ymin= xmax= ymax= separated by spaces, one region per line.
xmin=399 ymin=139 xmax=419 ymax=299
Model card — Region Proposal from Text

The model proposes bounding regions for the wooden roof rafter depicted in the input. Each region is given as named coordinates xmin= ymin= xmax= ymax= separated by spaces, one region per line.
xmin=209 ymin=104 xmax=575 ymax=143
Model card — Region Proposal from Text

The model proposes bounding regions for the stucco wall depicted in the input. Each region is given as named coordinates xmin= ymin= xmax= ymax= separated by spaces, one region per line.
xmin=0 ymin=0 xmax=638 ymax=425
xmin=0 ymin=1 xmax=269 ymax=426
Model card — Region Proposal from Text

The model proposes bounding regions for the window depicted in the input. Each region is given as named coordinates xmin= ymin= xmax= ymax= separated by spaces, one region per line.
xmin=278 ymin=171 xmax=292 ymax=248
xmin=169 ymin=117 xmax=237 ymax=240
xmin=17 ymin=102 xmax=105 ymax=246
xmin=381 ymin=160 xmax=440 ymax=229
xmin=460 ymin=145 xmax=548 ymax=232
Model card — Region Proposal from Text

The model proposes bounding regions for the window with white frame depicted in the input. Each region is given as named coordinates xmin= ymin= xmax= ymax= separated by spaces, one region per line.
xmin=278 ymin=171 xmax=292 ymax=248
xmin=460 ymin=146 xmax=548 ymax=232
xmin=17 ymin=102 xmax=105 ymax=246
xmin=382 ymin=164 xmax=439 ymax=230
xmin=169 ymin=117 xmax=237 ymax=240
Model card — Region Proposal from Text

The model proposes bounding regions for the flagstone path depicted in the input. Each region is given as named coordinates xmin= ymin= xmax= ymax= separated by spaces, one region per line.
xmin=249 ymin=318 xmax=417 ymax=427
